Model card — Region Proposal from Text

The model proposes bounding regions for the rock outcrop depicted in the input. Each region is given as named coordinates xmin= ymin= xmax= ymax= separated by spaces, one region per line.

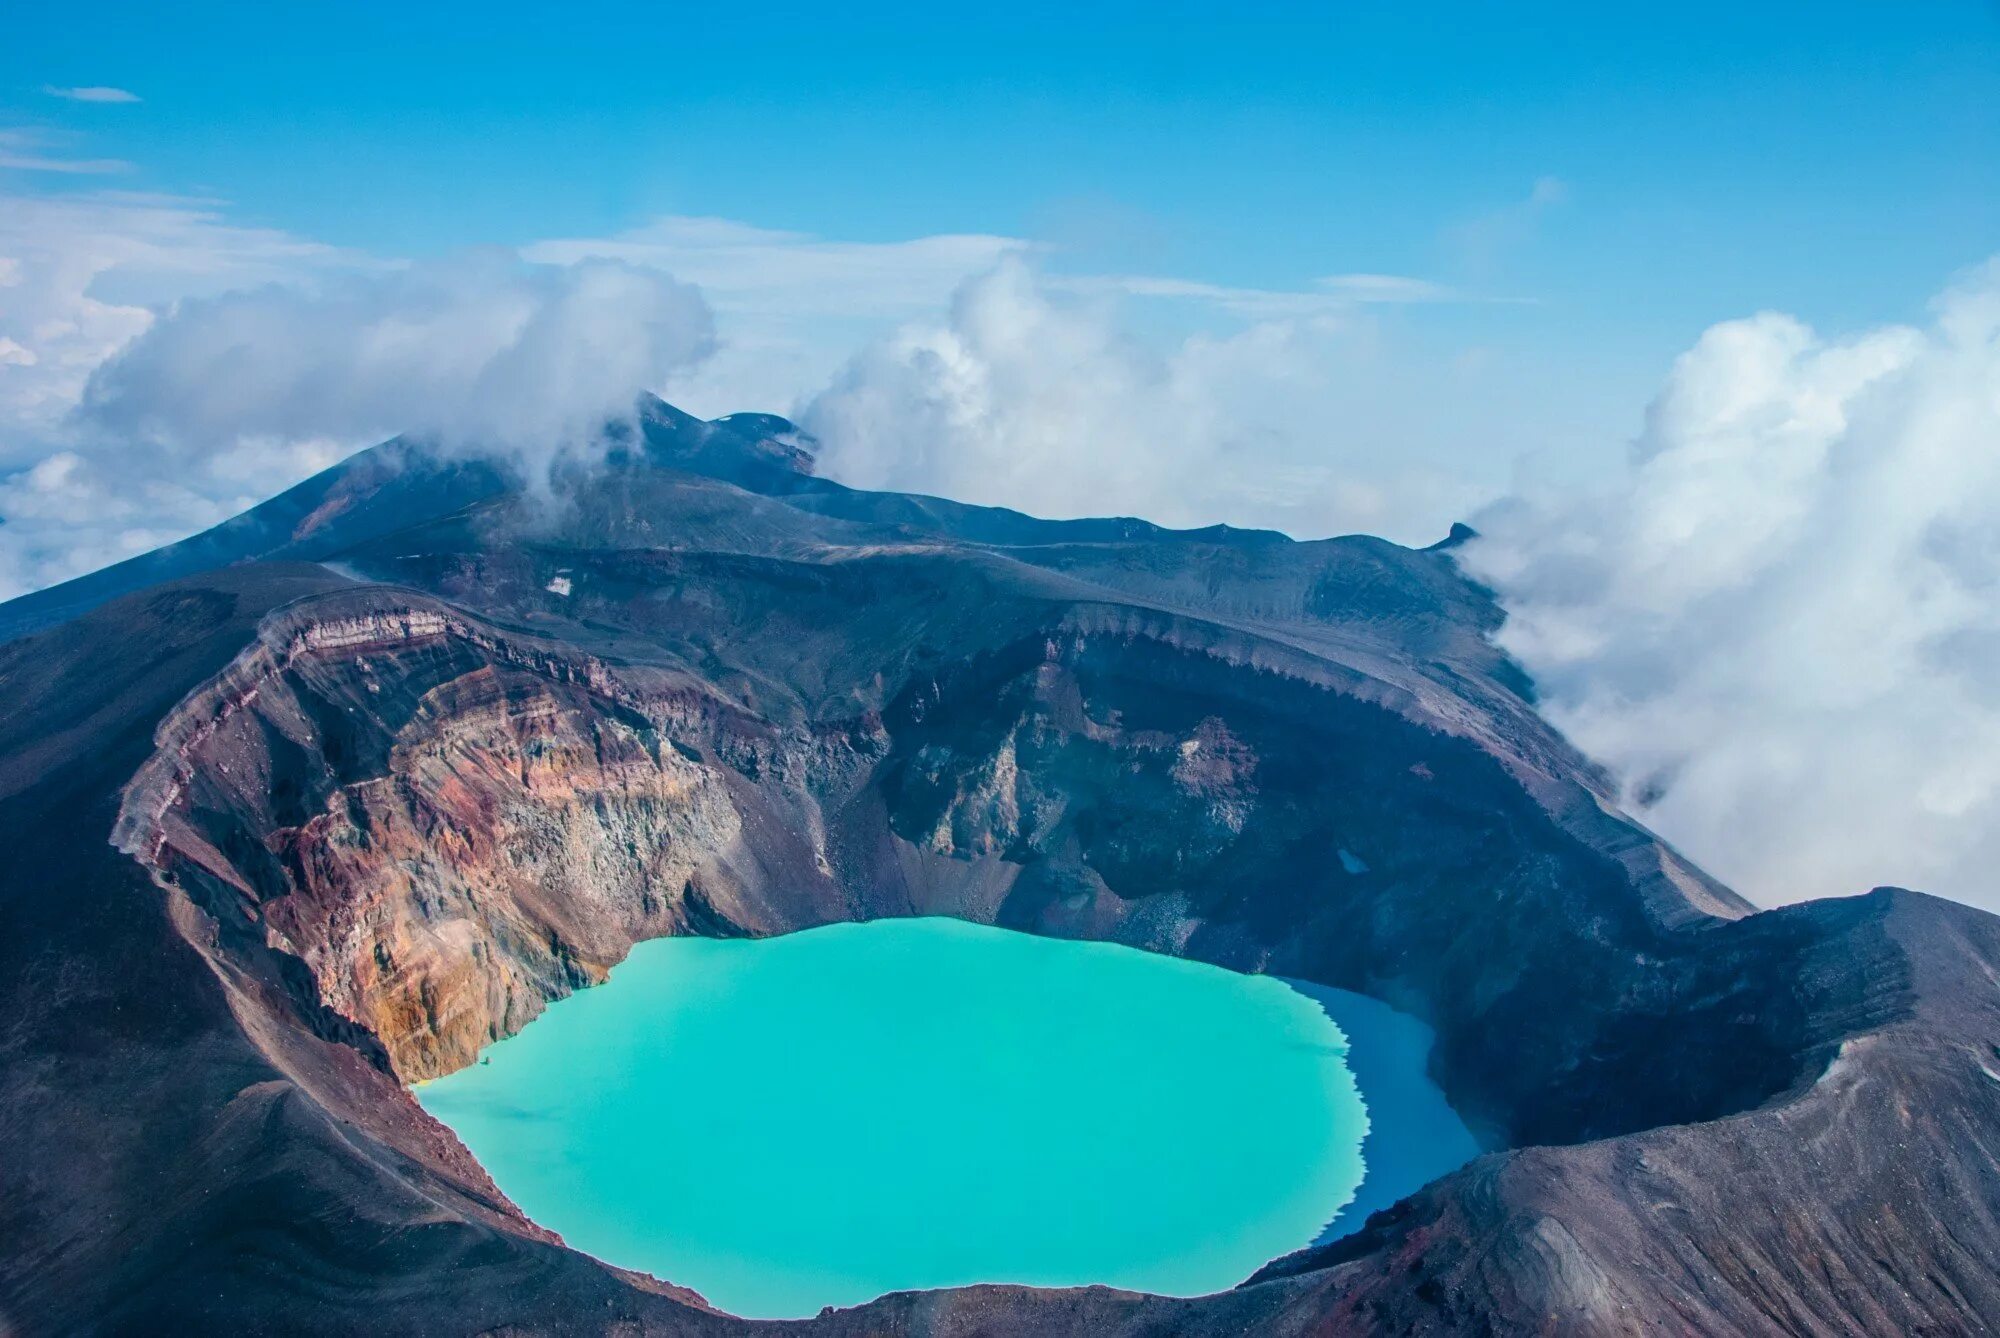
xmin=117 ymin=605 xmax=760 ymax=1079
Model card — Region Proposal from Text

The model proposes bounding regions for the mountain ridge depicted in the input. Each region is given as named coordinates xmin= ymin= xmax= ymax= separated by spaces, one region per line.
xmin=0 ymin=395 xmax=1314 ymax=645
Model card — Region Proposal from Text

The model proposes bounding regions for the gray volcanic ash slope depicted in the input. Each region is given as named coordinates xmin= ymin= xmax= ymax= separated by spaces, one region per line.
xmin=0 ymin=397 xmax=1995 ymax=1335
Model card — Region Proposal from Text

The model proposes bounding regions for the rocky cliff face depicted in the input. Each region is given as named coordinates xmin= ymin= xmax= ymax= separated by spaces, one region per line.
xmin=116 ymin=602 xmax=823 ymax=1081
xmin=115 ymin=586 xmax=1843 ymax=1150
xmin=3 ymin=403 xmax=1997 ymax=1335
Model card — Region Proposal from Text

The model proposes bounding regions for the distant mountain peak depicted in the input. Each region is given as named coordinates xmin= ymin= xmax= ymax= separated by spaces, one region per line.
xmin=1427 ymin=521 xmax=1478 ymax=551
xmin=630 ymin=394 xmax=817 ymax=480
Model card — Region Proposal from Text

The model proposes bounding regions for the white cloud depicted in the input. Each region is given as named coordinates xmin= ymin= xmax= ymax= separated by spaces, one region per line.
xmin=525 ymin=215 xmax=1032 ymax=420
xmin=1462 ymin=258 xmax=2000 ymax=912
xmin=800 ymin=258 xmax=1485 ymax=542
xmin=523 ymin=216 xmax=1463 ymax=420
xmin=0 ymin=193 xmax=714 ymax=598
xmin=1061 ymin=271 xmax=1454 ymax=321
xmin=43 ymin=86 xmax=142 ymax=104
xmin=0 ymin=446 xmax=312 ymax=599
xmin=0 ymin=190 xmax=357 ymax=460
xmin=0 ymin=129 xmax=131 ymax=174
xmin=77 ymin=253 xmax=714 ymax=466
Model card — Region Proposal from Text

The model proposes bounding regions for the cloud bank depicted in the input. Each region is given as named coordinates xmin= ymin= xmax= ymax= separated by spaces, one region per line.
xmin=0 ymin=215 xmax=712 ymax=596
xmin=0 ymin=190 xmax=351 ymax=454
xmin=1463 ymin=259 xmax=2000 ymax=912
xmin=801 ymin=259 xmax=1485 ymax=542
xmin=78 ymin=254 xmax=714 ymax=464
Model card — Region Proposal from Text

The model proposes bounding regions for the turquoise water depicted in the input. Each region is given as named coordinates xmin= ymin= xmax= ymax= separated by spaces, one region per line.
xmin=416 ymin=919 xmax=1376 ymax=1319
xmin=1281 ymin=980 xmax=1483 ymax=1244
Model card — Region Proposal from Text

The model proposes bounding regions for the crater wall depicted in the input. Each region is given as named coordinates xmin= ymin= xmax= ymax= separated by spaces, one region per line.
xmin=118 ymin=592 xmax=1864 ymax=1148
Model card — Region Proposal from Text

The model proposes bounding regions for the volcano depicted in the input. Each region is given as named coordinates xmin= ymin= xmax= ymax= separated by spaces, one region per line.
xmin=1 ymin=397 xmax=1995 ymax=1334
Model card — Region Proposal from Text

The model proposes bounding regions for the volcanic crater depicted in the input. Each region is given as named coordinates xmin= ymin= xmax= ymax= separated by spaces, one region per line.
xmin=3 ymin=400 xmax=1996 ymax=1334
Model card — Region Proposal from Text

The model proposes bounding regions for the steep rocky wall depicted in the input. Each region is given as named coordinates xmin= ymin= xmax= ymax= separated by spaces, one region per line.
xmin=119 ymin=592 xmax=1849 ymax=1151
xmin=117 ymin=604 xmax=852 ymax=1081
xmin=860 ymin=623 xmax=1869 ymax=1146
xmin=263 ymin=673 xmax=738 ymax=1080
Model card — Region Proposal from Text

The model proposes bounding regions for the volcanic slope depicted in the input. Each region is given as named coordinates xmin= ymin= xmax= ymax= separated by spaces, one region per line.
xmin=1 ymin=397 xmax=1995 ymax=1335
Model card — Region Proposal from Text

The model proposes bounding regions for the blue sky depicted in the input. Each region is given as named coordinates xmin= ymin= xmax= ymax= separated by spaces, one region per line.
xmin=14 ymin=3 xmax=1999 ymax=316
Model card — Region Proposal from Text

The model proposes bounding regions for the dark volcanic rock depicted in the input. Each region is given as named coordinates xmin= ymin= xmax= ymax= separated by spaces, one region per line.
xmin=1 ymin=401 xmax=1996 ymax=1335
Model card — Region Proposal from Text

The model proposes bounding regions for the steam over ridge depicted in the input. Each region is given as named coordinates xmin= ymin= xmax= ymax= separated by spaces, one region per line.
xmin=0 ymin=246 xmax=714 ymax=598
xmin=1465 ymin=259 xmax=2000 ymax=912
xmin=77 ymin=255 xmax=715 ymax=467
